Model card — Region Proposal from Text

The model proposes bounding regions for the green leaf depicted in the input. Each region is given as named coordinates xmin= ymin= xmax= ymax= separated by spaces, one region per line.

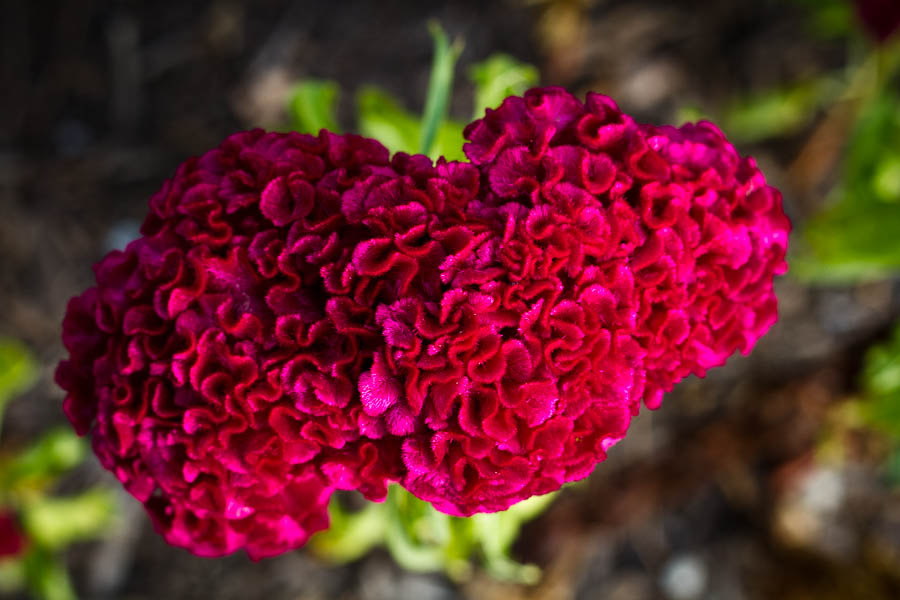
xmin=355 ymin=86 xmax=466 ymax=160
xmin=788 ymin=252 xmax=896 ymax=284
xmin=800 ymin=87 xmax=900 ymax=281
xmin=1 ymin=429 xmax=86 ymax=492
xmin=722 ymin=76 xmax=841 ymax=143
xmin=23 ymin=549 xmax=77 ymax=600
xmin=675 ymin=104 xmax=713 ymax=126
xmin=419 ymin=22 xmax=464 ymax=158
xmin=471 ymin=492 xmax=556 ymax=584
xmin=383 ymin=485 xmax=450 ymax=573
xmin=468 ymin=53 xmax=539 ymax=118
xmin=862 ymin=323 xmax=900 ymax=441
xmin=844 ymin=90 xmax=900 ymax=187
xmin=319 ymin=485 xmax=555 ymax=584
xmin=287 ymin=79 xmax=341 ymax=135
xmin=873 ymin=154 xmax=900 ymax=200
xmin=0 ymin=339 xmax=38 ymax=432
xmin=22 ymin=488 xmax=115 ymax=550
xmin=356 ymin=86 xmax=422 ymax=155
xmin=792 ymin=0 xmax=857 ymax=40
xmin=310 ymin=498 xmax=386 ymax=563
xmin=858 ymin=321 xmax=900 ymax=486
xmin=430 ymin=119 xmax=467 ymax=162
xmin=395 ymin=485 xmax=555 ymax=583
xmin=803 ymin=201 xmax=900 ymax=275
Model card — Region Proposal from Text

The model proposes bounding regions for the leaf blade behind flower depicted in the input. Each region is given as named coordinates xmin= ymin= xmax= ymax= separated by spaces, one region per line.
xmin=287 ymin=79 xmax=341 ymax=135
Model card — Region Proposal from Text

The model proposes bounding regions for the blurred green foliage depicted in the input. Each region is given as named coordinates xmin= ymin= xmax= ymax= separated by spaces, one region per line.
xmin=862 ymin=323 xmax=900 ymax=442
xmin=312 ymin=485 xmax=555 ymax=584
xmin=0 ymin=339 xmax=38 ymax=432
xmin=757 ymin=2 xmax=900 ymax=487
xmin=287 ymin=25 xmax=549 ymax=581
xmin=0 ymin=340 xmax=115 ymax=600
xmin=720 ymin=76 xmax=842 ymax=144
xmin=705 ymin=1 xmax=900 ymax=283
xmin=468 ymin=53 xmax=539 ymax=119
xmin=793 ymin=0 xmax=858 ymax=40
xmin=287 ymin=79 xmax=341 ymax=135
xmin=23 ymin=490 xmax=114 ymax=552
xmin=0 ymin=429 xmax=85 ymax=492
xmin=287 ymin=24 xmax=537 ymax=162
xmin=801 ymin=86 xmax=900 ymax=282
xmin=860 ymin=322 xmax=900 ymax=485
xmin=678 ymin=0 xmax=863 ymax=143
xmin=419 ymin=22 xmax=464 ymax=157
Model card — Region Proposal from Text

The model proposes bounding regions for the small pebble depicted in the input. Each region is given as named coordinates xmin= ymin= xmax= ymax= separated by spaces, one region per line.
xmin=660 ymin=553 xmax=707 ymax=600
xmin=104 ymin=219 xmax=142 ymax=252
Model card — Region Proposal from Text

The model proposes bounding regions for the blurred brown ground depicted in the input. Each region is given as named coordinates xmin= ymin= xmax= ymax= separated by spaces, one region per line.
xmin=2 ymin=1 xmax=900 ymax=599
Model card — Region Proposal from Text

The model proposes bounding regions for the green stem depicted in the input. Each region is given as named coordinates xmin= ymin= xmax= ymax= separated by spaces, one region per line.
xmin=419 ymin=22 xmax=463 ymax=158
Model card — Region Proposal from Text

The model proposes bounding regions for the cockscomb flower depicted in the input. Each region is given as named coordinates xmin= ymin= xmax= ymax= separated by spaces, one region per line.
xmin=0 ymin=511 xmax=25 ymax=558
xmin=56 ymin=87 xmax=789 ymax=559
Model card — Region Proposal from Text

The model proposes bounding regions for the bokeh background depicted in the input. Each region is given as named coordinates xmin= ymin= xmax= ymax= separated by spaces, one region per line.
xmin=3 ymin=0 xmax=900 ymax=598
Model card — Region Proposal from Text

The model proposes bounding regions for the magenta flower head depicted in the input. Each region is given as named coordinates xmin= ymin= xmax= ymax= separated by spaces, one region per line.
xmin=0 ymin=511 xmax=25 ymax=558
xmin=56 ymin=88 xmax=789 ymax=559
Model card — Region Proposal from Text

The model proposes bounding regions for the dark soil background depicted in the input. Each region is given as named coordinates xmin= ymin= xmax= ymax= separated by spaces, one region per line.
xmin=3 ymin=1 xmax=900 ymax=599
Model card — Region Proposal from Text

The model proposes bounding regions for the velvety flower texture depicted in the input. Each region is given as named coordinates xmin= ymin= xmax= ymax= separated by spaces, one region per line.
xmin=56 ymin=87 xmax=789 ymax=559
xmin=0 ymin=511 xmax=25 ymax=557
